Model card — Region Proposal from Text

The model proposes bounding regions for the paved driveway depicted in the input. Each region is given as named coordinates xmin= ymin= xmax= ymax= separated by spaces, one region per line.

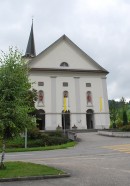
xmin=1 ymin=132 xmax=130 ymax=186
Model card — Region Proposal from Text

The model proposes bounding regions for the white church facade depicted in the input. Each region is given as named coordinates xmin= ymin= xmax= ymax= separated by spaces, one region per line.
xmin=24 ymin=23 xmax=110 ymax=130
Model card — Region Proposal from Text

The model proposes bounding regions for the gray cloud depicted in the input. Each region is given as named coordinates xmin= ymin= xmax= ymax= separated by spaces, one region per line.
xmin=0 ymin=0 xmax=129 ymax=100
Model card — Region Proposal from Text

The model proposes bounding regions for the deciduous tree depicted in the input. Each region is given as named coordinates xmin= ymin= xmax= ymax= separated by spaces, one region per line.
xmin=0 ymin=48 xmax=35 ymax=168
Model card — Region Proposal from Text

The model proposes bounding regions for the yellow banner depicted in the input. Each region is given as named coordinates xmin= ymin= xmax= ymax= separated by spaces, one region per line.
xmin=64 ymin=97 xmax=67 ymax=112
xmin=64 ymin=97 xmax=68 ymax=112
xmin=100 ymin=97 xmax=102 ymax=112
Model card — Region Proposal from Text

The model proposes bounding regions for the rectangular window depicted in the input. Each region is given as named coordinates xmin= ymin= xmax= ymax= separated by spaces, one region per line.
xmin=86 ymin=83 xmax=91 ymax=87
xmin=38 ymin=82 xmax=44 ymax=86
xmin=63 ymin=82 xmax=68 ymax=87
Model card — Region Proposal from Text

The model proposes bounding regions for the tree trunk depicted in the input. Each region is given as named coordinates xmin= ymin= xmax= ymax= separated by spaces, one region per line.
xmin=0 ymin=139 xmax=5 ymax=169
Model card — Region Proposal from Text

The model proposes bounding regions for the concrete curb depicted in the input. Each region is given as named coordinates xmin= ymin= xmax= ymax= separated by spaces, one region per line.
xmin=0 ymin=173 xmax=71 ymax=182
xmin=98 ymin=131 xmax=130 ymax=138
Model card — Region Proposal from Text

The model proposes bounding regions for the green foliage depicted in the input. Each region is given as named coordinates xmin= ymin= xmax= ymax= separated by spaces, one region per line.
xmin=109 ymin=100 xmax=119 ymax=128
xmin=109 ymin=122 xmax=116 ymax=129
xmin=0 ymin=131 xmax=70 ymax=148
xmin=26 ymin=89 xmax=37 ymax=115
xmin=24 ymin=136 xmax=67 ymax=147
xmin=109 ymin=97 xmax=130 ymax=129
xmin=5 ymin=137 xmax=24 ymax=148
xmin=25 ymin=136 xmax=69 ymax=147
xmin=120 ymin=125 xmax=130 ymax=131
xmin=27 ymin=139 xmax=44 ymax=147
xmin=115 ymin=118 xmax=123 ymax=128
xmin=127 ymin=107 xmax=130 ymax=121
xmin=120 ymin=97 xmax=127 ymax=111
xmin=122 ymin=110 xmax=128 ymax=125
xmin=41 ymin=133 xmax=69 ymax=146
xmin=0 ymin=48 xmax=35 ymax=139
xmin=28 ymin=127 xmax=42 ymax=139
xmin=28 ymin=129 xmax=64 ymax=140
xmin=47 ymin=131 xmax=63 ymax=137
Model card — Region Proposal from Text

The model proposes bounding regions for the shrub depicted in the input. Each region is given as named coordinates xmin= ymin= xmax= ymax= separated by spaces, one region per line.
xmin=41 ymin=134 xmax=69 ymax=146
xmin=120 ymin=125 xmax=130 ymax=131
xmin=27 ymin=139 xmax=43 ymax=147
xmin=116 ymin=122 xmax=123 ymax=128
xmin=1 ymin=130 xmax=70 ymax=149
xmin=28 ymin=127 xmax=42 ymax=139
xmin=47 ymin=131 xmax=63 ymax=137
xmin=109 ymin=122 xmax=116 ymax=129
xmin=122 ymin=110 xmax=128 ymax=125
xmin=46 ymin=136 xmax=69 ymax=146
xmin=5 ymin=137 xmax=25 ymax=148
xmin=27 ymin=135 xmax=69 ymax=147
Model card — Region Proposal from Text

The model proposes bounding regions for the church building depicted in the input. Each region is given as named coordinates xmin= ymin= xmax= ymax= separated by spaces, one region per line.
xmin=24 ymin=22 xmax=110 ymax=130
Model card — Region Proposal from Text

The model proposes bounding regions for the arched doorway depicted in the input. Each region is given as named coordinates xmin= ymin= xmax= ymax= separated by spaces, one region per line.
xmin=86 ymin=109 xmax=94 ymax=129
xmin=62 ymin=110 xmax=70 ymax=129
xmin=36 ymin=109 xmax=45 ymax=130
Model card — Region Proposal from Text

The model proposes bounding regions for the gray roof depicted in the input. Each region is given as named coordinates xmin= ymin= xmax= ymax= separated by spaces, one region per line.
xmin=25 ymin=21 xmax=36 ymax=57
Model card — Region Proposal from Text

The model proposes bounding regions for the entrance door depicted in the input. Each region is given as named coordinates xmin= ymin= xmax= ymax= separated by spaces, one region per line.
xmin=62 ymin=110 xmax=70 ymax=129
xmin=86 ymin=109 xmax=94 ymax=129
xmin=36 ymin=109 xmax=45 ymax=130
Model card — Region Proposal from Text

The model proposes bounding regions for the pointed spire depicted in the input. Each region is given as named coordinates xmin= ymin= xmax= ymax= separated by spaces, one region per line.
xmin=25 ymin=19 xmax=36 ymax=58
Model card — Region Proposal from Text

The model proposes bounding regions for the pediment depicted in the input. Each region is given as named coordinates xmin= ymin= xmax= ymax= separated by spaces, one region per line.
xmin=28 ymin=35 xmax=108 ymax=73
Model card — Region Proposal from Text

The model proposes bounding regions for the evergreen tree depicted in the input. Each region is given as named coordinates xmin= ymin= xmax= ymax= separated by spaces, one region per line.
xmin=123 ymin=110 xmax=128 ymax=126
xmin=109 ymin=100 xmax=118 ymax=128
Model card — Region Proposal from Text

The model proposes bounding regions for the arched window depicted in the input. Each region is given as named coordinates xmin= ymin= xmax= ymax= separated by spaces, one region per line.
xmin=37 ymin=90 xmax=44 ymax=106
xmin=60 ymin=62 xmax=69 ymax=67
xmin=86 ymin=91 xmax=92 ymax=106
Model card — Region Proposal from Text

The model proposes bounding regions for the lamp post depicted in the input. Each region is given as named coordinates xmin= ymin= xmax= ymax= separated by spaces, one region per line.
xmin=63 ymin=112 xmax=66 ymax=135
xmin=25 ymin=128 xmax=27 ymax=148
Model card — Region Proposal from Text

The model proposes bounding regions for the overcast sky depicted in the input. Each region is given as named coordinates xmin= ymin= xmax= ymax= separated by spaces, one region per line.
xmin=0 ymin=0 xmax=130 ymax=101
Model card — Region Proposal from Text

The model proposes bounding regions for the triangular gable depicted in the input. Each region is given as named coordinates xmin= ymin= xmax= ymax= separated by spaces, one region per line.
xmin=28 ymin=35 xmax=108 ymax=73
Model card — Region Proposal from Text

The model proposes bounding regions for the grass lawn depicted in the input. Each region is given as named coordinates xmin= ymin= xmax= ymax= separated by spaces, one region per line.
xmin=0 ymin=161 xmax=64 ymax=178
xmin=4 ymin=141 xmax=77 ymax=153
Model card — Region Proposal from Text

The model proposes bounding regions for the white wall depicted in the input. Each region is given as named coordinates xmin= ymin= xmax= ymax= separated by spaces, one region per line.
xmin=30 ymin=40 xmax=100 ymax=70
xmin=29 ymin=71 xmax=110 ymax=130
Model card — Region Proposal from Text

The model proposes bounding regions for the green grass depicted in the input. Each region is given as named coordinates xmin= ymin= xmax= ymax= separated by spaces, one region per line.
xmin=0 ymin=162 xmax=64 ymax=178
xmin=3 ymin=141 xmax=77 ymax=153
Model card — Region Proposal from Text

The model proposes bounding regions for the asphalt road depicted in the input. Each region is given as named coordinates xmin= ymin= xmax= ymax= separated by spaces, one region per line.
xmin=1 ymin=132 xmax=130 ymax=186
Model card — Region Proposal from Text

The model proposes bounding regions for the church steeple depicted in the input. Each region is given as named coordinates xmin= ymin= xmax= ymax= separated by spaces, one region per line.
xmin=25 ymin=19 xmax=36 ymax=58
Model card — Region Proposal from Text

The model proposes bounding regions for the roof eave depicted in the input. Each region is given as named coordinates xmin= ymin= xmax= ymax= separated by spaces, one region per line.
xmin=30 ymin=68 xmax=109 ymax=74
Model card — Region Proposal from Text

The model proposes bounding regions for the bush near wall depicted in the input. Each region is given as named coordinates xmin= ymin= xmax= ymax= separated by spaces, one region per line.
xmin=27 ymin=128 xmax=63 ymax=139
xmin=27 ymin=135 xmax=68 ymax=147
xmin=119 ymin=125 xmax=130 ymax=132
xmin=0 ymin=129 xmax=70 ymax=148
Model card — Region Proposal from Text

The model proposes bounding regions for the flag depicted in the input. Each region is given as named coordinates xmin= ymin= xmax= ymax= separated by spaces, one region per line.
xmin=64 ymin=97 xmax=68 ymax=112
xmin=100 ymin=97 xmax=102 ymax=112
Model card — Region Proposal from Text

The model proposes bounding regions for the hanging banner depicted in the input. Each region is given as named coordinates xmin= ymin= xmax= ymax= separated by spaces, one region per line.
xmin=100 ymin=97 xmax=103 ymax=112
xmin=64 ymin=97 xmax=68 ymax=112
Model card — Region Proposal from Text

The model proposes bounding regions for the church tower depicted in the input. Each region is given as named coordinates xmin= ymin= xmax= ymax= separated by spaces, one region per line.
xmin=23 ymin=19 xmax=36 ymax=60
